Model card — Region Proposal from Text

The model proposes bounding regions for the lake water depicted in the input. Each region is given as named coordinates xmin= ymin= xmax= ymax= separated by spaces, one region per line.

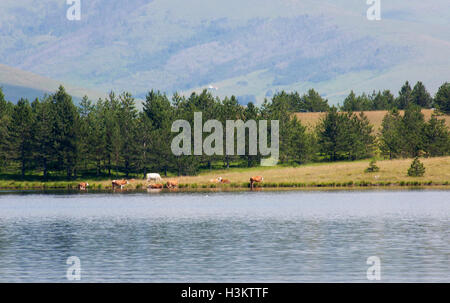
xmin=0 ymin=190 xmax=448 ymax=282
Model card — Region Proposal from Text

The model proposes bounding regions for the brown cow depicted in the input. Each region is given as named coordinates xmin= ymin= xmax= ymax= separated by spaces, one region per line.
xmin=149 ymin=183 xmax=164 ymax=189
xmin=78 ymin=182 xmax=89 ymax=191
xmin=166 ymin=180 xmax=178 ymax=189
xmin=220 ymin=178 xmax=231 ymax=184
xmin=210 ymin=177 xmax=222 ymax=183
xmin=250 ymin=176 xmax=264 ymax=189
xmin=112 ymin=179 xmax=129 ymax=190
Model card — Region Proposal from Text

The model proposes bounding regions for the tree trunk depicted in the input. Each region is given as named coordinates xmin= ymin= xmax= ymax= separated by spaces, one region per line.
xmin=43 ymin=159 xmax=48 ymax=180
xmin=21 ymin=160 xmax=25 ymax=179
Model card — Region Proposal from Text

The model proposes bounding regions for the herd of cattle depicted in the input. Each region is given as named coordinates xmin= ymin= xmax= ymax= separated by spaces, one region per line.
xmin=77 ymin=173 xmax=264 ymax=191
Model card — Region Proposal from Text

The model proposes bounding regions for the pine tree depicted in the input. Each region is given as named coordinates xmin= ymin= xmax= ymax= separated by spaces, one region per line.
xmin=408 ymin=157 xmax=425 ymax=177
xmin=8 ymin=98 xmax=34 ymax=178
xmin=118 ymin=92 xmax=140 ymax=178
xmin=396 ymin=81 xmax=412 ymax=109
xmin=434 ymin=82 xmax=450 ymax=114
xmin=299 ymin=89 xmax=329 ymax=112
xmin=318 ymin=106 xmax=341 ymax=161
xmin=401 ymin=104 xmax=426 ymax=157
xmin=0 ymin=88 xmax=13 ymax=171
xmin=243 ymin=102 xmax=261 ymax=167
xmin=285 ymin=117 xmax=314 ymax=164
xmin=380 ymin=109 xmax=403 ymax=159
xmin=52 ymin=86 xmax=79 ymax=178
xmin=142 ymin=90 xmax=176 ymax=175
xmin=411 ymin=81 xmax=432 ymax=108
xmin=32 ymin=96 xmax=54 ymax=179
xmin=365 ymin=159 xmax=380 ymax=173
xmin=423 ymin=115 xmax=450 ymax=156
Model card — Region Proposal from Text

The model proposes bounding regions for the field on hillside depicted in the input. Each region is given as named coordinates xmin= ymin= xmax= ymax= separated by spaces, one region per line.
xmin=294 ymin=109 xmax=450 ymax=132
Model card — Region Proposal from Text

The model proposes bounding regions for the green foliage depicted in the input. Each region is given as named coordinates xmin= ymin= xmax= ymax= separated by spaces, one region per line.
xmin=340 ymin=90 xmax=396 ymax=111
xmin=365 ymin=159 xmax=380 ymax=173
xmin=271 ymin=90 xmax=329 ymax=113
xmin=408 ymin=157 xmax=425 ymax=177
xmin=380 ymin=109 xmax=403 ymax=158
xmin=0 ymin=88 xmax=13 ymax=170
xmin=396 ymin=81 xmax=413 ymax=109
xmin=0 ymin=81 xmax=449 ymax=180
xmin=434 ymin=82 xmax=450 ymax=114
xmin=379 ymin=105 xmax=448 ymax=159
xmin=423 ymin=115 xmax=450 ymax=156
xmin=411 ymin=81 xmax=432 ymax=108
xmin=8 ymin=98 xmax=34 ymax=178
xmin=318 ymin=107 xmax=375 ymax=161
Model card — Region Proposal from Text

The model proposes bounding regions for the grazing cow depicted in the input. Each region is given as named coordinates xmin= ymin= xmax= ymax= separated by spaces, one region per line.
xmin=220 ymin=178 xmax=231 ymax=184
xmin=78 ymin=182 xmax=89 ymax=191
xmin=210 ymin=177 xmax=222 ymax=183
xmin=146 ymin=173 xmax=162 ymax=182
xmin=149 ymin=183 xmax=164 ymax=189
xmin=250 ymin=176 xmax=264 ymax=189
xmin=166 ymin=180 xmax=178 ymax=189
xmin=112 ymin=179 xmax=129 ymax=190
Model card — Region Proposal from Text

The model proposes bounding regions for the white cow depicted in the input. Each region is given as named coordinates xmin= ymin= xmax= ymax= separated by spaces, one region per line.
xmin=146 ymin=173 xmax=162 ymax=182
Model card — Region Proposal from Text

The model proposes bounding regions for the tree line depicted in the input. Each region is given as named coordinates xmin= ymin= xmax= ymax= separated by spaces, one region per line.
xmin=263 ymin=81 xmax=450 ymax=113
xmin=0 ymin=83 xmax=449 ymax=180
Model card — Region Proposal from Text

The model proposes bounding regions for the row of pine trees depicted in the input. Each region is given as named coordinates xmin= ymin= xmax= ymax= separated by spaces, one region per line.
xmin=277 ymin=81 xmax=450 ymax=113
xmin=0 ymin=82 xmax=449 ymax=180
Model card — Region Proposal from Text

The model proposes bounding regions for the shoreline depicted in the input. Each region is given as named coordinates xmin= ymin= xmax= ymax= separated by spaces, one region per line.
xmin=1 ymin=156 xmax=449 ymax=192
xmin=0 ymin=182 xmax=449 ymax=193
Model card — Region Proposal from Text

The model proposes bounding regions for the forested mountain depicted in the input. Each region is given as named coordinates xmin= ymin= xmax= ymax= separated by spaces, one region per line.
xmin=0 ymin=0 xmax=449 ymax=104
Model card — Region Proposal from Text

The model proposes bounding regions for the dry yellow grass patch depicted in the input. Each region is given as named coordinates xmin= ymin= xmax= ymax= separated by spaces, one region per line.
xmin=175 ymin=156 xmax=450 ymax=185
xmin=294 ymin=109 xmax=450 ymax=132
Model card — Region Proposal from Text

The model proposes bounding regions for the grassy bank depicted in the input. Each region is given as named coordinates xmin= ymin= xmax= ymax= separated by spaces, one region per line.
xmin=295 ymin=109 xmax=450 ymax=132
xmin=0 ymin=156 xmax=449 ymax=191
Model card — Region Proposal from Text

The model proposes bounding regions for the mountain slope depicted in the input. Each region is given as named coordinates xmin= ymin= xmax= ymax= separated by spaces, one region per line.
xmin=0 ymin=63 xmax=105 ymax=103
xmin=0 ymin=0 xmax=449 ymax=104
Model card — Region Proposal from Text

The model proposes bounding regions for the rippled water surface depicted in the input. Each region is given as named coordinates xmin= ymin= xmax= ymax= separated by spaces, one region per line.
xmin=0 ymin=190 xmax=448 ymax=282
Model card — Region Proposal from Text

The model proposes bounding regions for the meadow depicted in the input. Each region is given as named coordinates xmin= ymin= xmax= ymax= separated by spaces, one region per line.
xmin=295 ymin=109 xmax=450 ymax=132
xmin=1 ymin=156 xmax=449 ymax=190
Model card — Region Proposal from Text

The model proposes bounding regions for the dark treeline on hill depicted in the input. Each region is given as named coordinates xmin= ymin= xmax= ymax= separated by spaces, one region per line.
xmin=340 ymin=81 xmax=450 ymax=112
xmin=272 ymin=81 xmax=450 ymax=113
xmin=0 ymin=82 xmax=449 ymax=180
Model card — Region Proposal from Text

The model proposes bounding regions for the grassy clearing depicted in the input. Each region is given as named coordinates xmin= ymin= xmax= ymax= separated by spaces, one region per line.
xmin=176 ymin=156 xmax=450 ymax=186
xmin=0 ymin=157 xmax=449 ymax=190
xmin=294 ymin=109 xmax=450 ymax=132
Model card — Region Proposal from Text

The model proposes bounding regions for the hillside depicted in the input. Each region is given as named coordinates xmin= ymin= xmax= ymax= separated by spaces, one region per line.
xmin=295 ymin=109 xmax=450 ymax=132
xmin=0 ymin=63 xmax=105 ymax=103
xmin=0 ymin=0 xmax=449 ymax=104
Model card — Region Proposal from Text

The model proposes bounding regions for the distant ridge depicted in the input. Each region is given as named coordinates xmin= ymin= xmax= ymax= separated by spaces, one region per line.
xmin=0 ymin=63 xmax=106 ymax=103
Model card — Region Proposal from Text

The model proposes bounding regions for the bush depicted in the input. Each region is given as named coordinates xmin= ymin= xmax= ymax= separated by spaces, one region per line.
xmin=365 ymin=159 xmax=380 ymax=173
xmin=408 ymin=157 xmax=425 ymax=177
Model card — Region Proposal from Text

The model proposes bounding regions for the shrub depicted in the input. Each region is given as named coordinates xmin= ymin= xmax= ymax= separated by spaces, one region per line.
xmin=365 ymin=159 xmax=380 ymax=173
xmin=408 ymin=157 xmax=425 ymax=177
